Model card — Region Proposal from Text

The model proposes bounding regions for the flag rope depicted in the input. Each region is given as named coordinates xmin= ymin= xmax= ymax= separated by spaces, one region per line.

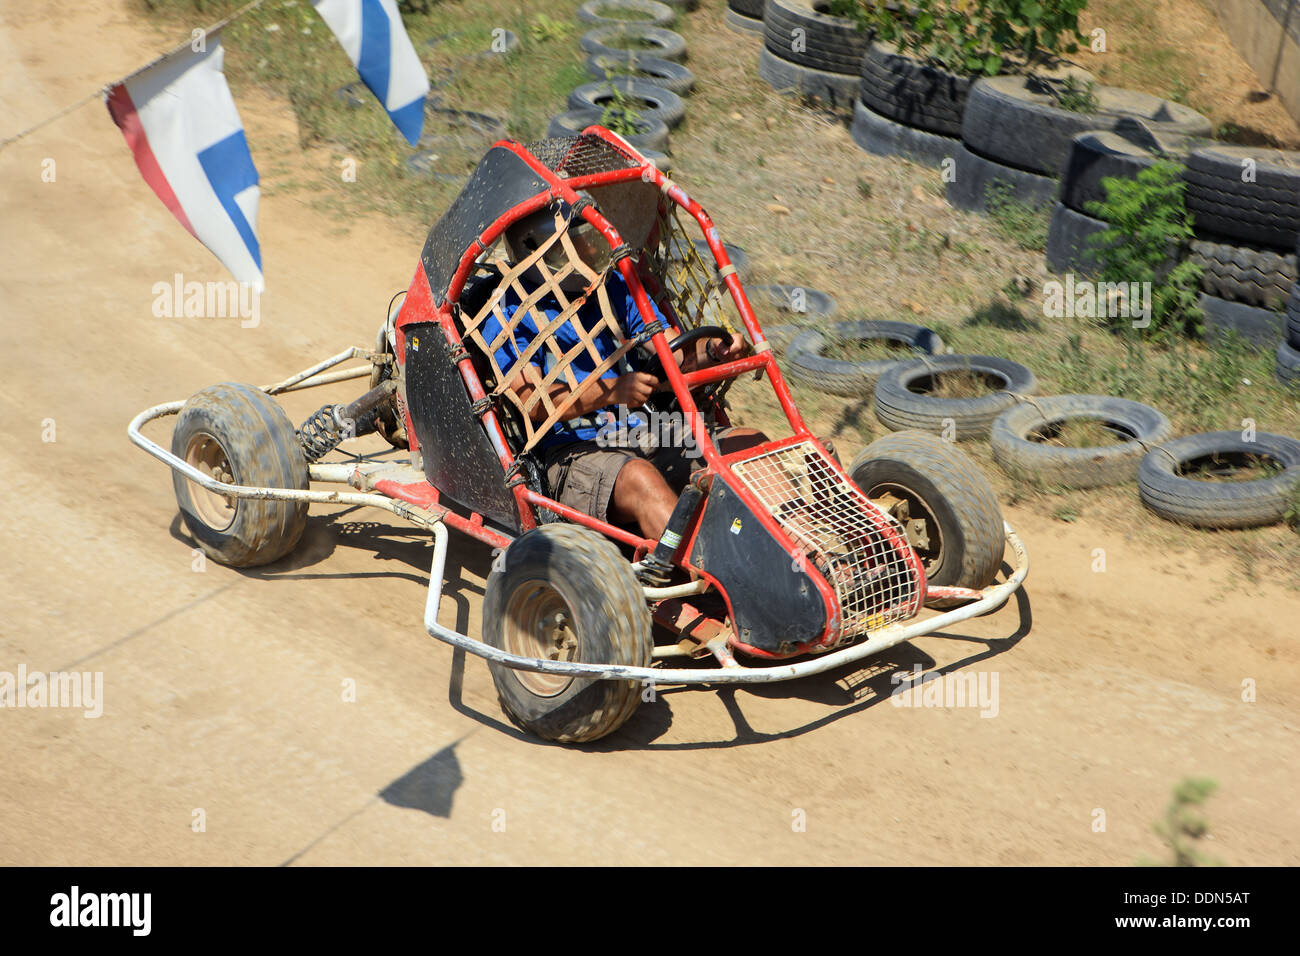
xmin=0 ymin=0 xmax=267 ymax=152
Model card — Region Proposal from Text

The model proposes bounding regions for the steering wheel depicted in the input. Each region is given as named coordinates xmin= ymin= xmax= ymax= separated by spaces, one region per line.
xmin=633 ymin=324 xmax=735 ymax=417
xmin=636 ymin=324 xmax=732 ymax=381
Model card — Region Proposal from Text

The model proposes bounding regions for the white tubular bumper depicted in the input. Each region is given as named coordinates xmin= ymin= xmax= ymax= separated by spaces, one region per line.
xmin=424 ymin=520 xmax=1029 ymax=685
xmin=130 ymin=350 xmax=1029 ymax=687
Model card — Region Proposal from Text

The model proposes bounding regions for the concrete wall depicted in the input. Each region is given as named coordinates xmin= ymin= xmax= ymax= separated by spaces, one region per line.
xmin=1202 ymin=0 xmax=1300 ymax=125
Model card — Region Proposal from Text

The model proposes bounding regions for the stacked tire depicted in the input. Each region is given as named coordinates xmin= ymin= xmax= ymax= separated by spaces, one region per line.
xmin=947 ymin=75 xmax=1211 ymax=214
xmin=851 ymin=41 xmax=970 ymax=167
xmin=1180 ymin=145 xmax=1300 ymax=355
xmin=758 ymin=0 xmax=869 ymax=110
xmin=1280 ymin=231 xmax=1300 ymax=388
xmin=1047 ymin=123 xmax=1201 ymax=275
xmin=1138 ymin=431 xmax=1300 ymax=529
xmin=558 ymin=2 xmax=694 ymax=154
xmin=784 ymin=318 xmax=945 ymax=398
xmin=725 ymin=0 xmax=764 ymax=35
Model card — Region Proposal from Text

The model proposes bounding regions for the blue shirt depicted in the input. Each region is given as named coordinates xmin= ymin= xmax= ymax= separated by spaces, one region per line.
xmin=484 ymin=273 xmax=668 ymax=448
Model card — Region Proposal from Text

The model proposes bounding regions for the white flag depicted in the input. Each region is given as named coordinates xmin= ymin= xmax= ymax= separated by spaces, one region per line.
xmin=106 ymin=37 xmax=263 ymax=291
xmin=313 ymin=0 xmax=429 ymax=145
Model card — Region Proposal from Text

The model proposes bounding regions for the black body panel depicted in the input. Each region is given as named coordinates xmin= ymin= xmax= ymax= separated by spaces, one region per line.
xmin=403 ymin=322 xmax=520 ymax=531
xmin=421 ymin=146 xmax=550 ymax=306
xmin=688 ymin=478 xmax=827 ymax=655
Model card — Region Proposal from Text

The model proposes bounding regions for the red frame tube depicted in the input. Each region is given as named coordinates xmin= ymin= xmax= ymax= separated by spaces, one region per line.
xmin=391 ymin=127 xmax=925 ymax=653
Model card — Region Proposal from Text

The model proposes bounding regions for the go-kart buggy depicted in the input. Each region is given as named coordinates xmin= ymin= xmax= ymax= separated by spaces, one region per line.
xmin=130 ymin=126 xmax=1028 ymax=743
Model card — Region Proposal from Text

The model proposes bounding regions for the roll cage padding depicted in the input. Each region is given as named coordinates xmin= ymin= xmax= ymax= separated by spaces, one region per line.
xmin=420 ymin=147 xmax=550 ymax=308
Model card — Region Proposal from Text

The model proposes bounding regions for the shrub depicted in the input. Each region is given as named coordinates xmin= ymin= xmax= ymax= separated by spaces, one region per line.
xmin=1084 ymin=160 xmax=1202 ymax=340
xmin=854 ymin=0 xmax=1090 ymax=76
xmin=600 ymin=85 xmax=646 ymax=136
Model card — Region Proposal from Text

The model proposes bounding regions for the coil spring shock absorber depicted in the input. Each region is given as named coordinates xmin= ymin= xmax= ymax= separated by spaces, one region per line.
xmin=296 ymin=381 xmax=397 ymax=462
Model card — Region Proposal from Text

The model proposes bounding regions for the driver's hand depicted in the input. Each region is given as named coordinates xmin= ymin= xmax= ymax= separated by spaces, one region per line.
xmin=610 ymin=371 xmax=658 ymax=408
xmin=707 ymin=332 xmax=752 ymax=366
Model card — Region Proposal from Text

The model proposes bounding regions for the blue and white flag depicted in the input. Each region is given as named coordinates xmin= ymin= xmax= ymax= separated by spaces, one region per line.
xmin=106 ymin=36 xmax=263 ymax=291
xmin=312 ymin=0 xmax=429 ymax=145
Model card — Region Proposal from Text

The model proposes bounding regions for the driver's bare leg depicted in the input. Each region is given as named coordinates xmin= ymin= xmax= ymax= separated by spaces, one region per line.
xmin=612 ymin=428 xmax=770 ymax=540
xmin=610 ymin=458 xmax=677 ymax=540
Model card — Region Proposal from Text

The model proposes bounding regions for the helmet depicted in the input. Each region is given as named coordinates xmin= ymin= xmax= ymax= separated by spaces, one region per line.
xmin=504 ymin=196 xmax=610 ymax=292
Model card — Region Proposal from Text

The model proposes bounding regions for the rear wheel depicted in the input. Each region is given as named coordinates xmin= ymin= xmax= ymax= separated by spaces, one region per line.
xmin=483 ymin=524 xmax=652 ymax=743
xmin=170 ymin=383 xmax=309 ymax=567
xmin=849 ymin=430 xmax=1005 ymax=605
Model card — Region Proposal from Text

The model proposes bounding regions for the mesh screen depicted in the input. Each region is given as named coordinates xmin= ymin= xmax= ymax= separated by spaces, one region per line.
xmin=640 ymin=204 xmax=741 ymax=333
xmin=521 ymin=134 xmax=640 ymax=179
xmin=730 ymin=442 xmax=923 ymax=643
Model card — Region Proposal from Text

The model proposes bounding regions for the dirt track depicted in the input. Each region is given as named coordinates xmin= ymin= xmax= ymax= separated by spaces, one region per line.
xmin=1 ymin=2 xmax=1298 ymax=866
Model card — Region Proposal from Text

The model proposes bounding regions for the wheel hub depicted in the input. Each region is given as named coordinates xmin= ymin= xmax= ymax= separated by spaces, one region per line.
xmin=503 ymin=583 xmax=580 ymax=697
xmin=871 ymin=484 xmax=942 ymax=570
xmin=183 ymin=432 xmax=237 ymax=532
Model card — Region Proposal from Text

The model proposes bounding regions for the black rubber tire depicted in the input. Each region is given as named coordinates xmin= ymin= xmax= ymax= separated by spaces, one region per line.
xmin=728 ymin=0 xmax=764 ymax=16
xmin=858 ymin=41 xmax=970 ymax=137
xmin=849 ymin=430 xmax=1005 ymax=599
xmin=1287 ymin=283 xmax=1300 ymax=349
xmin=568 ymin=78 xmax=687 ymax=129
xmin=850 ymin=98 xmax=959 ymax=167
xmin=1045 ymin=202 xmax=1111 ymax=275
xmin=763 ymin=0 xmax=871 ymax=76
xmin=1198 ymin=293 xmax=1284 ymax=349
xmin=547 ymin=109 xmax=670 ymax=151
xmin=724 ymin=6 xmax=765 ymax=35
xmin=170 ymin=383 xmax=309 ymax=568
xmin=873 ymin=354 xmax=1038 ymax=441
xmin=1188 ymin=237 xmax=1297 ymax=311
xmin=1138 ymin=431 xmax=1300 ymax=529
xmin=991 ymin=395 xmax=1173 ymax=489
xmin=483 ymin=524 xmax=652 ymax=743
xmin=578 ymin=0 xmax=676 ymax=29
xmin=945 ymin=142 xmax=1059 ymax=213
xmin=757 ymin=324 xmax=802 ymax=355
xmin=1277 ymin=339 xmax=1300 ymax=388
xmin=586 ymin=52 xmax=695 ymax=95
xmin=1060 ymin=124 xmax=1202 ymax=215
xmin=745 ymin=283 xmax=837 ymax=322
xmin=1184 ymin=145 xmax=1300 ymax=251
xmin=962 ymin=75 xmax=1212 ymax=178
xmin=580 ymin=24 xmax=688 ymax=63
xmin=785 ymin=319 xmax=945 ymax=397
xmin=758 ymin=46 xmax=860 ymax=109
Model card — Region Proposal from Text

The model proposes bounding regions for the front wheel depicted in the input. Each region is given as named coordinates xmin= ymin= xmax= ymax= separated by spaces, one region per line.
xmin=849 ymin=430 xmax=1005 ymax=605
xmin=170 ymin=383 xmax=309 ymax=567
xmin=483 ymin=524 xmax=652 ymax=743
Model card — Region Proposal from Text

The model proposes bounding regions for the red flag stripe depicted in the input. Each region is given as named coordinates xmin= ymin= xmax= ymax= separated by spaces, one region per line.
xmin=105 ymin=83 xmax=197 ymax=238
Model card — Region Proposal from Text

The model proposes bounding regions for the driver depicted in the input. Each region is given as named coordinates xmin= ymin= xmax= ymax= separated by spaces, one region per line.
xmin=488 ymin=201 xmax=767 ymax=541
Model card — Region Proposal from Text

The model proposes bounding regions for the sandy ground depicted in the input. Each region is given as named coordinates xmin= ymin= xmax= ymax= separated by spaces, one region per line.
xmin=1 ymin=1 xmax=1297 ymax=866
